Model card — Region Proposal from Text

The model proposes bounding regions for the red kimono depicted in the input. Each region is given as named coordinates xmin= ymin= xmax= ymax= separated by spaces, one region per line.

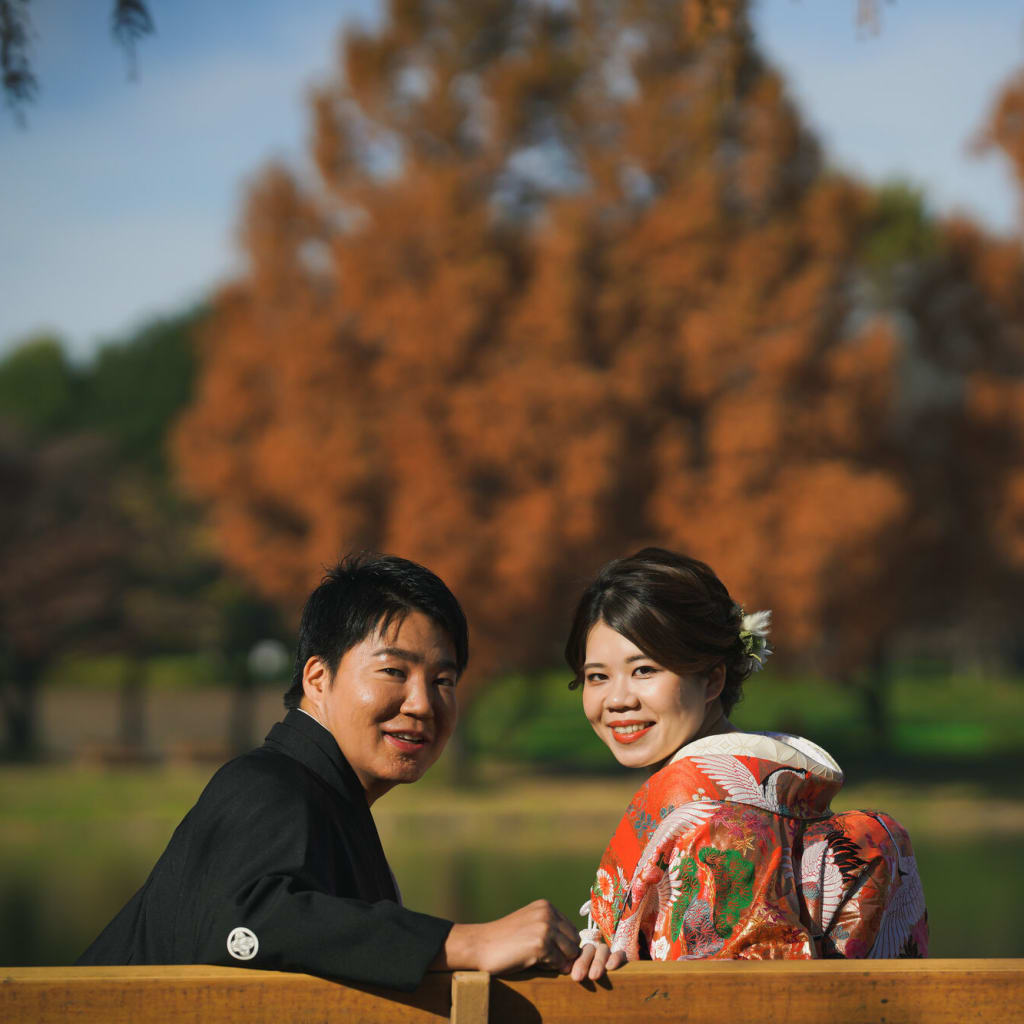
xmin=583 ymin=732 xmax=928 ymax=960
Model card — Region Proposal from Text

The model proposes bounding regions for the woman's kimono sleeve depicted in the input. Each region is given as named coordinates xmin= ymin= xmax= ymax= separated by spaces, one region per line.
xmin=588 ymin=800 xmax=729 ymax=960
xmin=806 ymin=810 xmax=929 ymax=958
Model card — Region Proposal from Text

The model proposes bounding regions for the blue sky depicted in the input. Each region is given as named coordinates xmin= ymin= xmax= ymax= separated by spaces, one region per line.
xmin=1 ymin=0 xmax=1021 ymax=359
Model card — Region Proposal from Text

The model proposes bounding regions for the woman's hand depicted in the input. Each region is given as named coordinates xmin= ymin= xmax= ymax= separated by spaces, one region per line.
xmin=570 ymin=941 xmax=626 ymax=982
xmin=434 ymin=899 xmax=582 ymax=975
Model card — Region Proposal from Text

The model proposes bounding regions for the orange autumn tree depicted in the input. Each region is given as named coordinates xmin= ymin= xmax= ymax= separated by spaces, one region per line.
xmin=959 ymin=68 xmax=1024 ymax=637
xmin=176 ymin=0 xmax=1024 ymax=721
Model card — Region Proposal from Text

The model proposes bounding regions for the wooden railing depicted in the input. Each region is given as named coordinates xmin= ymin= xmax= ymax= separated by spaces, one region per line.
xmin=3 ymin=960 xmax=1022 ymax=1023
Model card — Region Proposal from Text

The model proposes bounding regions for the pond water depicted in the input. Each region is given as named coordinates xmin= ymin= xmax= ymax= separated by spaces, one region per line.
xmin=1 ymin=825 xmax=1019 ymax=965
xmin=389 ymin=837 xmax=1022 ymax=960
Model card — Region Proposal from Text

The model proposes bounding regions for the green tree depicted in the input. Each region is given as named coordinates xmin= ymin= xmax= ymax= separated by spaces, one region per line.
xmin=0 ymin=334 xmax=80 ymax=437
xmin=0 ymin=429 xmax=128 ymax=757
xmin=80 ymin=306 xmax=205 ymax=471
xmin=0 ymin=311 xmax=223 ymax=758
xmin=860 ymin=181 xmax=940 ymax=297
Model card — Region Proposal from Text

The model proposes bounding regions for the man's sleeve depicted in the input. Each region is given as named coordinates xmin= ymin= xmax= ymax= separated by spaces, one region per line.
xmin=202 ymin=879 xmax=452 ymax=990
xmin=186 ymin=765 xmax=453 ymax=991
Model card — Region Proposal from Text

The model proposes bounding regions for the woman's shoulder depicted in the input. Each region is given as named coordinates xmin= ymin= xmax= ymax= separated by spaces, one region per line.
xmin=648 ymin=731 xmax=845 ymax=818
xmin=669 ymin=731 xmax=841 ymax=773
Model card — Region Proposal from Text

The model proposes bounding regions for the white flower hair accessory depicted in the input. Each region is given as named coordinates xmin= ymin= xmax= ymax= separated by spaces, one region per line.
xmin=738 ymin=608 xmax=772 ymax=672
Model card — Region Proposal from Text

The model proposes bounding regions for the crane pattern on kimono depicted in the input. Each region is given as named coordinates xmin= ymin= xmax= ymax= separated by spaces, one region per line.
xmin=607 ymin=801 xmax=718 ymax=957
xmin=865 ymin=813 xmax=927 ymax=959
xmin=690 ymin=755 xmax=810 ymax=816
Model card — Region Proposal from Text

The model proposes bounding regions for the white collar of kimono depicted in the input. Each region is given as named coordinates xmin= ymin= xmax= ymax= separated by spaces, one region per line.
xmin=667 ymin=730 xmax=843 ymax=783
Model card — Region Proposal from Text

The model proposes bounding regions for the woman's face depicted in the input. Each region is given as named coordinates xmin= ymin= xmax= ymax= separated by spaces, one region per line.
xmin=581 ymin=619 xmax=720 ymax=769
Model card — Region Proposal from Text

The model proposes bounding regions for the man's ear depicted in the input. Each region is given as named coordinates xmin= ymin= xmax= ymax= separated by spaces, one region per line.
xmin=301 ymin=656 xmax=332 ymax=714
xmin=705 ymin=663 xmax=726 ymax=704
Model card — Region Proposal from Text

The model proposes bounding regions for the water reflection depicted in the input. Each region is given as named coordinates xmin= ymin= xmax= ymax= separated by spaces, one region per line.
xmin=2 ymin=817 xmax=1019 ymax=965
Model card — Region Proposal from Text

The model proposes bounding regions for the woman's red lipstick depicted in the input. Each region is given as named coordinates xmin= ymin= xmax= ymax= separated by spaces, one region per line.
xmin=608 ymin=720 xmax=654 ymax=744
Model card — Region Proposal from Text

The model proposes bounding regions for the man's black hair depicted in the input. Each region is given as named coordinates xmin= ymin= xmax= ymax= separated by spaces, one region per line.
xmin=283 ymin=552 xmax=469 ymax=709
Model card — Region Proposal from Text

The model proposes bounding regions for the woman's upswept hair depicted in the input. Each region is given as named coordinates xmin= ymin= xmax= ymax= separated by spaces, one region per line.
xmin=564 ymin=547 xmax=753 ymax=714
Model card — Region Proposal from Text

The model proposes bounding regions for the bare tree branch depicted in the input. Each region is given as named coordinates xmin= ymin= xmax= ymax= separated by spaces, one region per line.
xmin=2 ymin=0 xmax=154 ymax=119
xmin=1 ymin=0 xmax=36 ymax=122
xmin=112 ymin=0 xmax=155 ymax=81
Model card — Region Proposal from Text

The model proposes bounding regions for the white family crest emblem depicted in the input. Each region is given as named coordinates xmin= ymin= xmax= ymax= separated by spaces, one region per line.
xmin=226 ymin=926 xmax=259 ymax=961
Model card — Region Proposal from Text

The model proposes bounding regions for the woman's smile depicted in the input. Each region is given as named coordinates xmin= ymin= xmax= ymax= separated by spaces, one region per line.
xmin=607 ymin=720 xmax=655 ymax=743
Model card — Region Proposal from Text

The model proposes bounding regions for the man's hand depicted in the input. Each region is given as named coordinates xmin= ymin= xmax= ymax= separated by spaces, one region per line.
xmin=569 ymin=940 xmax=626 ymax=982
xmin=434 ymin=899 xmax=582 ymax=974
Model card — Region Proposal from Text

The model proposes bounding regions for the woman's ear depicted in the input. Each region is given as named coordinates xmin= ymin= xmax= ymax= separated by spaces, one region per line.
xmin=705 ymin=663 xmax=726 ymax=704
xmin=300 ymin=656 xmax=331 ymax=716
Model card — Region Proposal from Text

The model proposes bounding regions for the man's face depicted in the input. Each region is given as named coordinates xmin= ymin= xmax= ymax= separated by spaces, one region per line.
xmin=301 ymin=610 xmax=458 ymax=804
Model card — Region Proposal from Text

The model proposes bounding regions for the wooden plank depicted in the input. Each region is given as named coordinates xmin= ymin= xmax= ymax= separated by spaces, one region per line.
xmin=4 ymin=960 xmax=1022 ymax=1024
xmin=450 ymin=971 xmax=489 ymax=1024
xmin=490 ymin=960 xmax=1024 ymax=1024
xmin=0 ymin=966 xmax=452 ymax=1024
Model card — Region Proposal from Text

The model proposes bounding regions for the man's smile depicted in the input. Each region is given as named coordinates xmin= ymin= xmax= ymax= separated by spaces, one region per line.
xmin=382 ymin=728 xmax=431 ymax=752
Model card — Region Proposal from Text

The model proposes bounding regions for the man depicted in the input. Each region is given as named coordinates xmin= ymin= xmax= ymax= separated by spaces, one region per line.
xmin=78 ymin=553 xmax=582 ymax=990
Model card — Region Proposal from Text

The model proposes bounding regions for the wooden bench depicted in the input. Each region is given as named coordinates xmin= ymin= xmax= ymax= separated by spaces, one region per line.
xmin=3 ymin=960 xmax=1021 ymax=1023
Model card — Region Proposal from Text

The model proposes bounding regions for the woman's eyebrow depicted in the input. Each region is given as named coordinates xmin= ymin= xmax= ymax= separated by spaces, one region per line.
xmin=584 ymin=653 xmax=651 ymax=670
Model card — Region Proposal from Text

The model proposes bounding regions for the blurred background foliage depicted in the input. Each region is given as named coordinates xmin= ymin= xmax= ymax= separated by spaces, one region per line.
xmin=1 ymin=0 xmax=1023 ymax=962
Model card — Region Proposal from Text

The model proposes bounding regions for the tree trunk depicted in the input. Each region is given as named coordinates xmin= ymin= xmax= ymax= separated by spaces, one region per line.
xmin=118 ymin=656 xmax=147 ymax=754
xmin=229 ymin=661 xmax=255 ymax=756
xmin=861 ymin=647 xmax=892 ymax=752
xmin=0 ymin=655 xmax=42 ymax=760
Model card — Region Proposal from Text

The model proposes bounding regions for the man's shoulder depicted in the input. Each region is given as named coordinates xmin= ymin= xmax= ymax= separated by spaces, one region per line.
xmin=216 ymin=741 xmax=304 ymax=779
xmin=197 ymin=743 xmax=327 ymax=816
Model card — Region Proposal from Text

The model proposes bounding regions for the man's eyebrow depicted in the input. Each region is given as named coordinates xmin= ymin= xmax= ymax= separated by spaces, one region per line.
xmin=373 ymin=646 xmax=423 ymax=663
xmin=372 ymin=647 xmax=459 ymax=673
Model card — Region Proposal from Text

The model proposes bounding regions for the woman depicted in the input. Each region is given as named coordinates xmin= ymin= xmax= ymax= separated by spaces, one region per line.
xmin=567 ymin=548 xmax=928 ymax=981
